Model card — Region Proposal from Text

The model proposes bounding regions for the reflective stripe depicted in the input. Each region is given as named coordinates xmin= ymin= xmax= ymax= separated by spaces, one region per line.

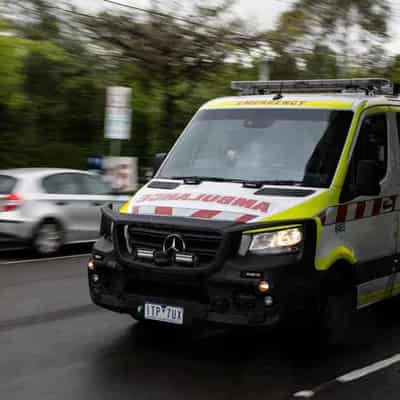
xmin=126 ymin=205 xmax=258 ymax=222
xmin=191 ymin=210 xmax=221 ymax=219
xmin=204 ymin=100 xmax=354 ymax=110
xmin=320 ymin=196 xmax=398 ymax=226
xmin=336 ymin=205 xmax=347 ymax=223
xmin=364 ymin=199 xmax=375 ymax=217
xmin=346 ymin=202 xmax=358 ymax=221
xmin=357 ymin=276 xmax=391 ymax=309
xmin=372 ymin=199 xmax=383 ymax=216
xmin=355 ymin=202 xmax=366 ymax=219
xmin=392 ymin=274 xmax=400 ymax=297
xmin=318 ymin=212 xmax=327 ymax=226
xmin=236 ymin=214 xmax=257 ymax=223
xmin=261 ymin=191 xmax=329 ymax=222
xmin=155 ymin=207 xmax=173 ymax=216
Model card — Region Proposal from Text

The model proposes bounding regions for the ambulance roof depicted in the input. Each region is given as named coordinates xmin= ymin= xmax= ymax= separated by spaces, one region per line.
xmin=202 ymin=93 xmax=400 ymax=112
xmin=202 ymin=79 xmax=400 ymax=112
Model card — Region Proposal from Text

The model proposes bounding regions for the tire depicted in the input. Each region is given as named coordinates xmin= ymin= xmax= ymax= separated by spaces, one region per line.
xmin=319 ymin=286 xmax=356 ymax=347
xmin=32 ymin=220 xmax=64 ymax=256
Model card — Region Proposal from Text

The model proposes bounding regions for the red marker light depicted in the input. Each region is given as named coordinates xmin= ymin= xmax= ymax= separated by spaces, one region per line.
xmin=1 ymin=194 xmax=23 ymax=212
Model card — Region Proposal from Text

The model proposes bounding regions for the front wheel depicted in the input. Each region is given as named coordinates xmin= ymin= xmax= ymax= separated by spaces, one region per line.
xmin=32 ymin=221 xmax=63 ymax=256
xmin=319 ymin=287 xmax=357 ymax=346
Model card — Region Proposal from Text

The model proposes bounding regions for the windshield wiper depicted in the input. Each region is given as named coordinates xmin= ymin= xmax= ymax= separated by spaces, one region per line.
xmin=241 ymin=180 xmax=304 ymax=188
xmin=168 ymin=177 xmax=305 ymax=187
xmin=169 ymin=176 xmax=239 ymax=185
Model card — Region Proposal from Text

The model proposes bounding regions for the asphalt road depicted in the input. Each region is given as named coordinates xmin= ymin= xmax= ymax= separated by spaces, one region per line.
xmin=1 ymin=247 xmax=400 ymax=400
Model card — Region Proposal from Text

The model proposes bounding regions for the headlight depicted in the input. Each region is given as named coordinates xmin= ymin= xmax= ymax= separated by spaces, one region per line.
xmin=248 ymin=227 xmax=303 ymax=255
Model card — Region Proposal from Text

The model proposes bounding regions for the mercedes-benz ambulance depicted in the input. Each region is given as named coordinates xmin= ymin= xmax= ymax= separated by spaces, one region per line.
xmin=88 ymin=78 xmax=400 ymax=344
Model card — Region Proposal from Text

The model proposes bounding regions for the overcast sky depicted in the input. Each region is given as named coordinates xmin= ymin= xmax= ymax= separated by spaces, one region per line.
xmin=72 ymin=0 xmax=291 ymax=29
xmin=73 ymin=0 xmax=400 ymax=54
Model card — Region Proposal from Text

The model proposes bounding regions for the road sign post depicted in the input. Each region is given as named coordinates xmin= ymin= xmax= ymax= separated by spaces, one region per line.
xmin=104 ymin=87 xmax=137 ymax=190
xmin=105 ymin=87 xmax=132 ymax=156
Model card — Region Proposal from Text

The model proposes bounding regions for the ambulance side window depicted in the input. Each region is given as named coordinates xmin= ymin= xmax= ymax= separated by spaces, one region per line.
xmin=341 ymin=113 xmax=387 ymax=202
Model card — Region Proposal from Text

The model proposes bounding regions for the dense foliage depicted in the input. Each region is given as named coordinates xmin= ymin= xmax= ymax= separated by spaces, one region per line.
xmin=0 ymin=0 xmax=395 ymax=169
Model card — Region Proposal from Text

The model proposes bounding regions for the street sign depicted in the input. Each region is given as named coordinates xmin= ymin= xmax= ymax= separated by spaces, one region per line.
xmin=105 ymin=107 xmax=132 ymax=140
xmin=103 ymin=157 xmax=138 ymax=192
xmin=105 ymin=87 xmax=132 ymax=140
xmin=106 ymin=87 xmax=132 ymax=109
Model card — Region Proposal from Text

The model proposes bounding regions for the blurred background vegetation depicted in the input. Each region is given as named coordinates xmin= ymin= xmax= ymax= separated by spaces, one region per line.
xmin=0 ymin=0 xmax=397 ymax=169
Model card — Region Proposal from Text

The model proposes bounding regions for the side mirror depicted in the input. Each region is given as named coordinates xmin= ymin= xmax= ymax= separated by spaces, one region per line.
xmin=153 ymin=153 xmax=167 ymax=177
xmin=356 ymin=160 xmax=381 ymax=196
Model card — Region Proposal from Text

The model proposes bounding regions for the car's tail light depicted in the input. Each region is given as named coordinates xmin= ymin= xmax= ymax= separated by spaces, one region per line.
xmin=0 ymin=194 xmax=23 ymax=212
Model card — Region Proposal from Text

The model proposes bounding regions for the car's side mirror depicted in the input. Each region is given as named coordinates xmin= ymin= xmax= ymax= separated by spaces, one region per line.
xmin=356 ymin=160 xmax=381 ymax=196
xmin=153 ymin=153 xmax=167 ymax=177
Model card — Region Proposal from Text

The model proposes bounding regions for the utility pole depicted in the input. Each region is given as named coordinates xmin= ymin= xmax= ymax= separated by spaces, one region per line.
xmin=104 ymin=86 xmax=132 ymax=155
xmin=259 ymin=57 xmax=271 ymax=81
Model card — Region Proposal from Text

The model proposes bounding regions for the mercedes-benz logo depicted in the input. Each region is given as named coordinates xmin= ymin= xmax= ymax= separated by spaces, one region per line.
xmin=163 ymin=234 xmax=186 ymax=256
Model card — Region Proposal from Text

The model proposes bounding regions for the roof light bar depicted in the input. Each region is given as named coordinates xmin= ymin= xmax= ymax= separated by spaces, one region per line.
xmin=231 ymin=78 xmax=396 ymax=96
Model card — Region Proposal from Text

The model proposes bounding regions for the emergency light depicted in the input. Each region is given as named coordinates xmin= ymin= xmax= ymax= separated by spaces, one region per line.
xmin=231 ymin=78 xmax=398 ymax=96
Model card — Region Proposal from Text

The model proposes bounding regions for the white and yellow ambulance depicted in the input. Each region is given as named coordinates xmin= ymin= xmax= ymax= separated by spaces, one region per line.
xmin=89 ymin=78 xmax=400 ymax=344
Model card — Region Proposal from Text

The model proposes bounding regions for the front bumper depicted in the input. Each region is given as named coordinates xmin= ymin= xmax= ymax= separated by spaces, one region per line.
xmin=88 ymin=207 xmax=320 ymax=327
xmin=89 ymin=268 xmax=282 ymax=326
xmin=91 ymin=293 xmax=281 ymax=327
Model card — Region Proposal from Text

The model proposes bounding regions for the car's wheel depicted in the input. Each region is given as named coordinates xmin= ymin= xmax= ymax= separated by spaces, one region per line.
xmin=319 ymin=285 xmax=356 ymax=347
xmin=33 ymin=220 xmax=64 ymax=256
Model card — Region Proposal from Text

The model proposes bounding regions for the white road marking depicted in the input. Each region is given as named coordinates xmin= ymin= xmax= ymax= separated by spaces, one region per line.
xmin=293 ymin=391 xmax=315 ymax=398
xmin=337 ymin=353 xmax=400 ymax=383
xmin=0 ymin=253 xmax=91 ymax=265
xmin=0 ymin=247 xmax=25 ymax=252
xmin=293 ymin=353 xmax=400 ymax=398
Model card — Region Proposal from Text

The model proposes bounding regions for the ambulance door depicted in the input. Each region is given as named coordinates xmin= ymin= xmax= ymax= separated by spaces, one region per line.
xmin=391 ymin=112 xmax=400 ymax=298
xmin=339 ymin=111 xmax=397 ymax=308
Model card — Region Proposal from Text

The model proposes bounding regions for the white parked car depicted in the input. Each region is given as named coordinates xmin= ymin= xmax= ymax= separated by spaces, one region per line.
xmin=0 ymin=168 xmax=128 ymax=255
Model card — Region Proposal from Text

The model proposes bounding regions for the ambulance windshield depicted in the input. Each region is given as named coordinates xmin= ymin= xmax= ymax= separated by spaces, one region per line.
xmin=158 ymin=108 xmax=354 ymax=188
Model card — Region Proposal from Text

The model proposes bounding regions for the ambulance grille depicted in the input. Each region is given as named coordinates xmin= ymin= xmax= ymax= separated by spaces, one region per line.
xmin=127 ymin=225 xmax=222 ymax=266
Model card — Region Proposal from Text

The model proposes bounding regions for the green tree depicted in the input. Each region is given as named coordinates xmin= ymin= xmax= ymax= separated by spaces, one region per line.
xmin=269 ymin=52 xmax=301 ymax=80
xmin=84 ymin=1 xmax=259 ymax=151
xmin=0 ymin=0 xmax=262 ymax=167
xmin=303 ymin=45 xmax=338 ymax=79
xmin=267 ymin=0 xmax=390 ymax=76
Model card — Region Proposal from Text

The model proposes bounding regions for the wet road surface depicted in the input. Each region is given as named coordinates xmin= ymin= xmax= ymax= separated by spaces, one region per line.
xmin=1 ymin=247 xmax=400 ymax=400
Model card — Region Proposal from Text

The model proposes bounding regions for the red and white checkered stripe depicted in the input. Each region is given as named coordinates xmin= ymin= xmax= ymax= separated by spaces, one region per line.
xmin=131 ymin=206 xmax=258 ymax=223
xmin=319 ymin=196 xmax=398 ymax=226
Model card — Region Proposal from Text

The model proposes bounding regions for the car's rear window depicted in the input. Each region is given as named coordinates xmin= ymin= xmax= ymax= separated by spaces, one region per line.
xmin=0 ymin=175 xmax=17 ymax=194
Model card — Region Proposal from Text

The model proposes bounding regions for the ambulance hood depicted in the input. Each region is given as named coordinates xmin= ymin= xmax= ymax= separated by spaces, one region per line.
xmin=127 ymin=180 xmax=328 ymax=224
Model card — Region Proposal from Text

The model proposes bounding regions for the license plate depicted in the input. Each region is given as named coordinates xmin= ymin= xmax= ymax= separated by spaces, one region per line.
xmin=144 ymin=303 xmax=184 ymax=325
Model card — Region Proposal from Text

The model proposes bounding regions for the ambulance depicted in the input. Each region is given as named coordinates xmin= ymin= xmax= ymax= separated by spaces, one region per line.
xmin=88 ymin=78 xmax=400 ymax=344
